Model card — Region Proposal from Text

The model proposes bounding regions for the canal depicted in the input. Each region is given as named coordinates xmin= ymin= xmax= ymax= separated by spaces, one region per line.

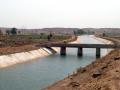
xmin=0 ymin=35 xmax=110 ymax=90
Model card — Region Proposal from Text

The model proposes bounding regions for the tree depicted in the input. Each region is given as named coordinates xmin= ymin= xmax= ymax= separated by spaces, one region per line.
xmin=49 ymin=32 xmax=53 ymax=38
xmin=18 ymin=31 xmax=21 ymax=35
xmin=47 ymin=32 xmax=53 ymax=41
xmin=47 ymin=35 xmax=51 ymax=41
xmin=0 ymin=29 xmax=2 ymax=35
xmin=73 ymin=30 xmax=76 ymax=35
xmin=6 ymin=30 xmax=10 ymax=35
xmin=11 ymin=28 xmax=17 ymax=35
xmin=40 ymin=33 xmax=45 ymax=36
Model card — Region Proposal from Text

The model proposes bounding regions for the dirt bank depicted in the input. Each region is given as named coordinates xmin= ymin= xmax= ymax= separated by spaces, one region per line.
xmin=0 ymin=36 xmax=76 ymax=68
xmin=0 ymin=35 xmax=76 ymax=55
xmin=45 ymin=38 xmax=120 ymax=90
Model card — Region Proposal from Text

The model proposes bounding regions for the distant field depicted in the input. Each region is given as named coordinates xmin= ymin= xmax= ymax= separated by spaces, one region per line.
xmin=0 ymin=34 xmax=70 ymax=40
xmin=0 ymin=34 xmax=71 ymax=47
xmin=0 ymin=34 xmax=75 ymax=55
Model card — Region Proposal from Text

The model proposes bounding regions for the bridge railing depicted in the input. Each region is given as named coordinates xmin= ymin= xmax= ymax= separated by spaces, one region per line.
xmin=36 ymin=43 xmax=120 ymax=58
xmin=38 ymin=43 xmax=120 ymax=48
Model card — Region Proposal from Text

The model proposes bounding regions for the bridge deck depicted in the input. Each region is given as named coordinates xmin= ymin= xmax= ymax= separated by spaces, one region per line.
xmin=39 ymin=43 xmax=120 ymax=48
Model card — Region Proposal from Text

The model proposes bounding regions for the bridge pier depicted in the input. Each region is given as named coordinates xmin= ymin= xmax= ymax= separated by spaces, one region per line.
xmin=77 ymin=47 xmax=83 ymax=56
xmin=39 ymin=43 xmax=119 ymax=57
xmin=96 ymin=48 xmax=101 ymax=58
xmin=60 ymin=47 xmax=66 ymax=56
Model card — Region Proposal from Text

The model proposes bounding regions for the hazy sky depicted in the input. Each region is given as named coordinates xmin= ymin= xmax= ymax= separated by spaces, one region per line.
xmin=0 ymin=0 xmax=120 ymax=28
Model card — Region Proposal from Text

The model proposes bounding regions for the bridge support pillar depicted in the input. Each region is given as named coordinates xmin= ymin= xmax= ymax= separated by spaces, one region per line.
xmin=77 ymin=47 xmax=83 ymax=56
xmin=60 ymin=47 xmax=66 ymax=56
xmin=96 ymin=48 xmax=101 ymax=58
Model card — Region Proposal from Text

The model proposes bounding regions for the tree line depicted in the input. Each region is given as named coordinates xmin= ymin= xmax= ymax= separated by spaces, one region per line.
xmin=0 ymin=28 xmax=18 ymax=35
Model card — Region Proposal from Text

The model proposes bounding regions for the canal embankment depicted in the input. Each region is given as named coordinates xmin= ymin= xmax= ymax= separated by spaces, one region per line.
xmin=0 ymin=36 xmax=76 ymax=68
xmin=0 ymin=48 xmax=54 ymax=68
xmin=45 ymin=37 xmax=120 ymax=90
xmin=0 ymin=35 xmax=116 ymax=90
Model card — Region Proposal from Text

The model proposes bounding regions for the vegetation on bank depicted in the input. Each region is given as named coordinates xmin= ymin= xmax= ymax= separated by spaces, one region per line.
xmin=0 ymin=27 xmax=79 ymax=55
xmin=0 ymin=28 xmax=76 ymax=55
xmin=0 ymin=33 xmax=72 ymax=46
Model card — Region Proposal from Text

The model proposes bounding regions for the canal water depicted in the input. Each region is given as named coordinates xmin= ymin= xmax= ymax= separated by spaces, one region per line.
xmin=0 ymin=35 xmax=109 ymax=90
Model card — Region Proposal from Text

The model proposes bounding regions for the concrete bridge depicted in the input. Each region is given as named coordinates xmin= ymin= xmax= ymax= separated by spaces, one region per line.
xmin=38 ymin=43 xmax=120 ymax=58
